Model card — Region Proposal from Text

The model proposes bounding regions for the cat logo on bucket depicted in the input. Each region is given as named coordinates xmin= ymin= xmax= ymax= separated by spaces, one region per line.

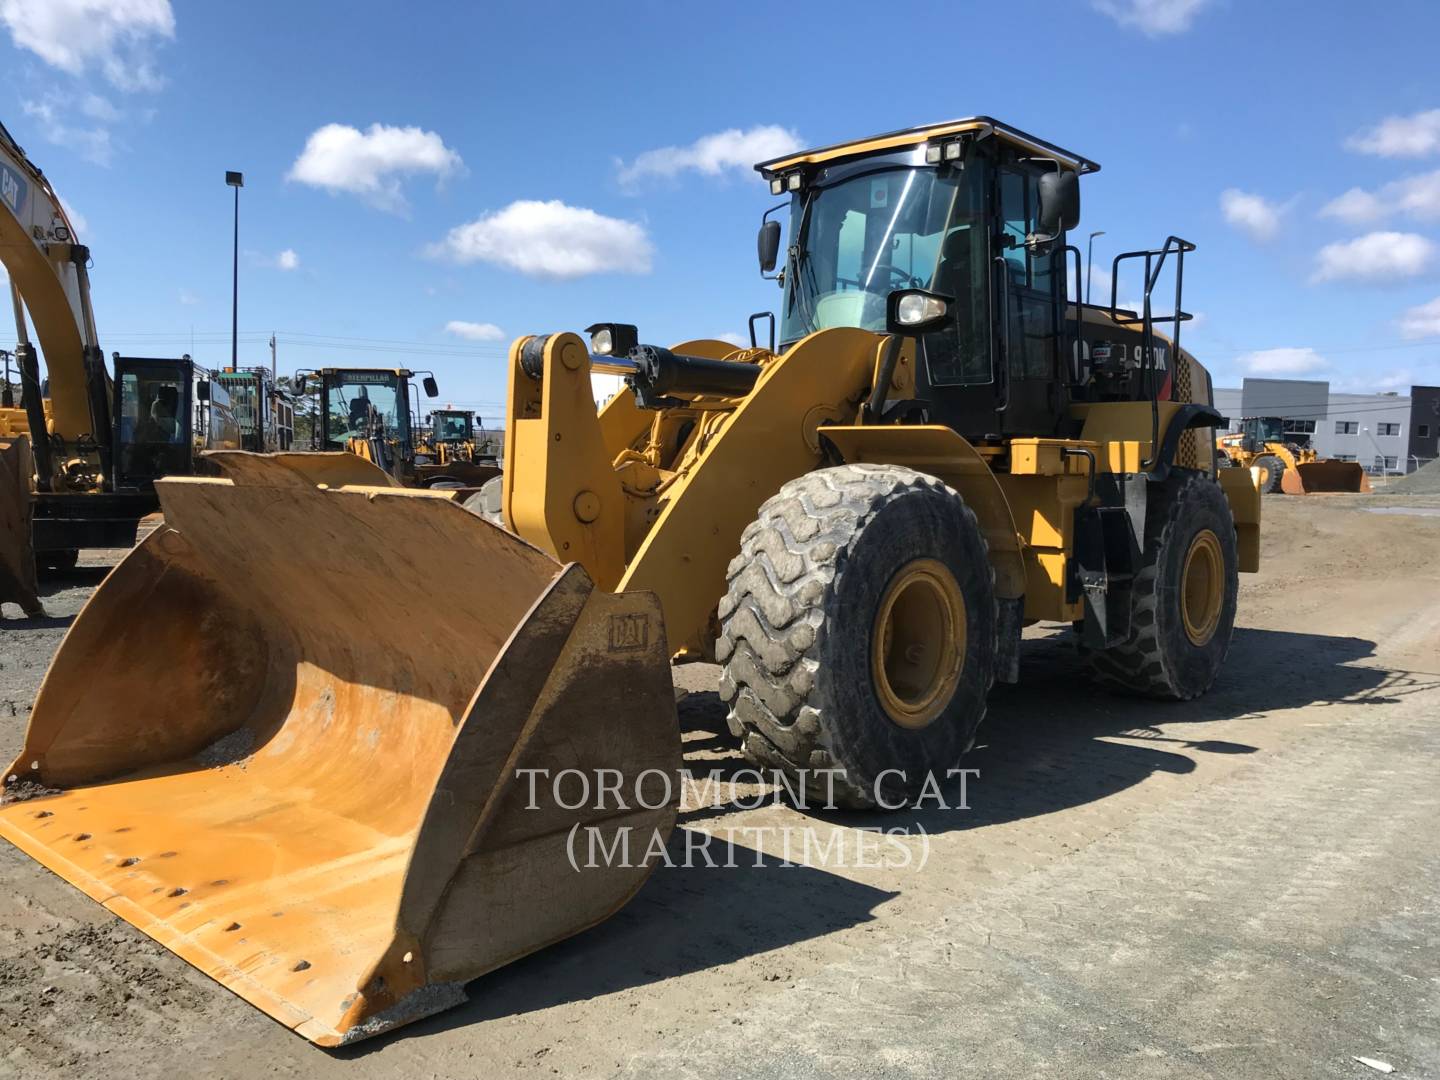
xmin=608 ymin=612 xmax=650 ymax=652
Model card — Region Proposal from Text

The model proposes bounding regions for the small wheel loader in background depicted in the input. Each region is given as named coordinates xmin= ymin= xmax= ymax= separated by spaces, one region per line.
xmin=294 ymin=366 xmax=501 ymax=489
xmin=0 ymin=117 xmax=1261 ymax=1044
xmin=1216 ymin=415 xmax=1370 ymax=494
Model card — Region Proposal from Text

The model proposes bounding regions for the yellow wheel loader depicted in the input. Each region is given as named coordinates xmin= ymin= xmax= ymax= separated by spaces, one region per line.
xmin=0 ymin=117 xmax=1261 ymax=1045
xmin=1216 ymin=416 xmax=1370 ymax=494
xmin=294 ymin=366 xmax=501 ymax=490
xmin=416 ymin=407 xmax=503 ymax=486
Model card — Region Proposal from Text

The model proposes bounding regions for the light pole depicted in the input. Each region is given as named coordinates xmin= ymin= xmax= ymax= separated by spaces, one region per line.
xmin=1086 ymin=230 xmax=1106 ymax=304
xmin=226 ymin=170 xmax=244 ymax=372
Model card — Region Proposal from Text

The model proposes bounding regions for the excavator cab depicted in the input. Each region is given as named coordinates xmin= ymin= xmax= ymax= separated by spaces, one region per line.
xmin=112 ymin=356 xmax=242 ymax=489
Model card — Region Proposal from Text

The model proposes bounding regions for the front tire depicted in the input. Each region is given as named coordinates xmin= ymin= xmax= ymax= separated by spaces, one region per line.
xmin=1085 ymin=471 xmax=1239 ymax=699
xmin=1254 ymin=453 xmax=1285 ymax=494
xmin=717 ymin=464 xmax=996 ymax=809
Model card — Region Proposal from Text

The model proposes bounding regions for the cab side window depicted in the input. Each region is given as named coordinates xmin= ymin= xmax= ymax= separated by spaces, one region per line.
xmin=997 ymin=165 xmax=1059 ymax=380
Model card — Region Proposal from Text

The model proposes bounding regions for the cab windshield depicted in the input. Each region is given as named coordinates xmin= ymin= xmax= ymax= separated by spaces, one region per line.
xmin=434 ymin=413 xmax=471 ymax=442
xmin=781 ymin=160 xmax=991 ymax=384
xmin=324 ymin=372 xmax=405 ymax=448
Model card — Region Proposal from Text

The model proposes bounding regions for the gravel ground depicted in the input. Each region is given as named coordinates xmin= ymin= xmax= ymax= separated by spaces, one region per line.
xmin=0 ymin=497 xmax=1438 ymax=1079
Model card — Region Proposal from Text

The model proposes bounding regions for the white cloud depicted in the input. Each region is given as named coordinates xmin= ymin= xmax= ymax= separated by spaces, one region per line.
xmin=1319 ymin=169 xmax=1440 ymax=226
xmin=1236 ymin=347 xmax=1329 ymax=376
xmin=0 ymin=0 xmax=174 ymax=91
xmin=1311 ymin=231 xmax=1436 ymax=283
xmin=445 ymin=320 xmax=504 ymax=342
xmin=1332 ymin=367 xmax=1420 ymax=394
xmin=287 ymin=123 xmax=463 ymax=212
xmin=1345 ymin=108 xmax=1440 ymax=158
xmin=617 ymin=125 xmax=803 ymax=186
xmin=276 ymin=248 xmax=300 ymax=271
xmin=1092 ymin=0 xmax=1211 ymax=35
xmin=1220 ymin=188 xmax=1282 ymax=242
xmin=427 ymin=200 xmax=653 ymax=279
xmin=178 ymin=288 xmax=199 ymax=306
xmin=79 ymin=92 xmax=119 ymax=122
xmin=22 ymin=97 xmax=113 ymax=165
xmin=715 ymin=332 xmax=748 ymax=348
xmin=1398 ymin=296 xmax=1440 ymax=339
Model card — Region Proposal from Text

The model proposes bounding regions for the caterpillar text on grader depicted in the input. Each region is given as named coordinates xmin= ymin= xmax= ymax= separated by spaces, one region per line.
xmin=0 ymin=117 xmax=1260 ymax=1044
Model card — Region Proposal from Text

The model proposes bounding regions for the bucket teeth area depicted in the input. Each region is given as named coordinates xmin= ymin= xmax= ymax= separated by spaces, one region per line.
xmin=0 ymin=461 xmax=681 ymax=1044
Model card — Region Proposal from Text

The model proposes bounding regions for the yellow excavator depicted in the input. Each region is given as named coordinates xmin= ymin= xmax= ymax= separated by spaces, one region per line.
xmin=1216 ymin=416 xmax=1370 ymax=494
xmin=0 ymin=117 xmax=1260 ymax=1044
xmin=0 ymin=120 xmax=240 ymax=613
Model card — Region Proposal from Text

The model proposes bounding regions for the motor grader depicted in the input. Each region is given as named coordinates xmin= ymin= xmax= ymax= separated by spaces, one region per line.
xmin=0 ymin=117 xmax=1260 ymax=1045
xmin=1216 ymin=415 xmax=1370 ymax=494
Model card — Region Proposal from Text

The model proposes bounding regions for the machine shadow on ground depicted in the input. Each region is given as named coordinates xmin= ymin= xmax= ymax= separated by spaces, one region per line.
xmin=345 ymin=624 xmax=1407 ymax=1052
xmin=337 ymin=833 xmax=897 ymax=1056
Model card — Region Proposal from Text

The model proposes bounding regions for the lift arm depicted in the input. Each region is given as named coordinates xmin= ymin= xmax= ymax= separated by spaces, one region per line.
xmin=0 ymin=120 xmax=109 ymax=490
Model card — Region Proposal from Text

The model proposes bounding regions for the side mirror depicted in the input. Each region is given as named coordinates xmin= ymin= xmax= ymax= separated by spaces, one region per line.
xmin=886 ymin=289 xmax=954 ymax=336
xmin=1036 ymin=170 xmax=1081 ymax=235
xmin=758 ymin=220 xmax=781 ymax=275
xmin=422 ymin=376 xmax=439 ymax=398
xmin=196 ymin=379 xmax=211 ymax=402
xmin=293 ymin=374 xmax=307 ymax=393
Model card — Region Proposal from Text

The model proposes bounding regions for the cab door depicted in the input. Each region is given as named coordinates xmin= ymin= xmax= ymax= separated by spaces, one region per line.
xmin=993 ymin=162 xmax=1064 ymax=436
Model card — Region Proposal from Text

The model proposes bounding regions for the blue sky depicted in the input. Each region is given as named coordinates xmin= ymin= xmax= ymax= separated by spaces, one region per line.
xmin=5 ymin=0 xmax=1440 ymax=421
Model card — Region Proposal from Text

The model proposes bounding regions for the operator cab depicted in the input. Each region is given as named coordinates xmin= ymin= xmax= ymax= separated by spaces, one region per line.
xmin=431 ymin=409 xmax=474 ymax=444
xmin=112 ymin=355 xmax=240 ymax=489
xmin=1239 ymin=416 xmax=1299 ymax=452
xmin=756 ymin=117 xmax=1192 ymax=444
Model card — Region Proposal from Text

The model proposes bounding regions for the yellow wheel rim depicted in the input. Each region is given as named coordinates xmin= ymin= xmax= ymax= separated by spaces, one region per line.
xmin=1180 ymin=529 xmax=1224 ymax=647
xmin=1256 ymin=464 xmax=1270 ymax=488
xmin=871 ymin=558 xmax=966 ymax=730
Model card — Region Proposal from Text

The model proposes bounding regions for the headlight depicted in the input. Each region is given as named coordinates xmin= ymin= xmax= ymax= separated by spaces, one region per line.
xmin=591 ymin=327 xmax=614 ymax=355
xmin=896 ymin=293 xmax=948 ymax=326
xmin=770 ymin=177 xmax=784 ymax=196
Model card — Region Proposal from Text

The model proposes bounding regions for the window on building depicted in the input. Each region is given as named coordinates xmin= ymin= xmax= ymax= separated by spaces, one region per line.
xmin=1382 ymin=456 xmax=1398 ymax=471
xmin=1335 ymin=420 xmax=1358 ymax=435
xmin=1377 ymin=422 xmax=1402 ymax=437
xmin=1334 ymin=454 xmax=1358 ymax=462
xmin=1419 ymin=424 xmax=1431 ymax=438
xmin=1283 ymin=419 xmax=1316 ymax=435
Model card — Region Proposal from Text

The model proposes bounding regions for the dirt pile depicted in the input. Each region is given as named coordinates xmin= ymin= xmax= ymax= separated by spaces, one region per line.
xmin=1387 ymin=457 xmax=1440 ymax=494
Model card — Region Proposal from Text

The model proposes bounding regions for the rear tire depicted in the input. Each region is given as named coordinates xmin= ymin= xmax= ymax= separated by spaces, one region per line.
xmin=1084 ymin=470 xmax=1239 ymax=700
xmin=1254 ymin=453 xmax=1285 ymax=494
xmin=37 ymin=548 xmax=79 ymax=576
xmin=717 ymin=464 xmax=996 ymax=809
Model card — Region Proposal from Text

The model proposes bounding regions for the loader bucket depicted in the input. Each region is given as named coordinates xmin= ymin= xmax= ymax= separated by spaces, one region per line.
xmin=1281 ymin=459 xmax=1372 ymax=494
xmin=0 ymin=437 xmax=41 ymax=616
xmin=0 ymin=452 xmax=680 ymax=1046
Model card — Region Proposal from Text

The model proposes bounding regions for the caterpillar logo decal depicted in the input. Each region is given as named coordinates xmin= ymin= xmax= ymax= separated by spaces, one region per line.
xmin=608 ymin=612 xmax=650 ymax=652
xmin=0 ymin=163 xmax=27 ymax=217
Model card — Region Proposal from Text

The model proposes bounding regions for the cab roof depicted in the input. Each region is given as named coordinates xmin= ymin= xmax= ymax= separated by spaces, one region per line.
xmin=755 ymin=116 xmax=1100 ymax=178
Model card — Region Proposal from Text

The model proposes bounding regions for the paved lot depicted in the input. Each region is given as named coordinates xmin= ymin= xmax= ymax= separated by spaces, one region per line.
xmin=1 ymin=496 xmax=1438 ymax=1079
